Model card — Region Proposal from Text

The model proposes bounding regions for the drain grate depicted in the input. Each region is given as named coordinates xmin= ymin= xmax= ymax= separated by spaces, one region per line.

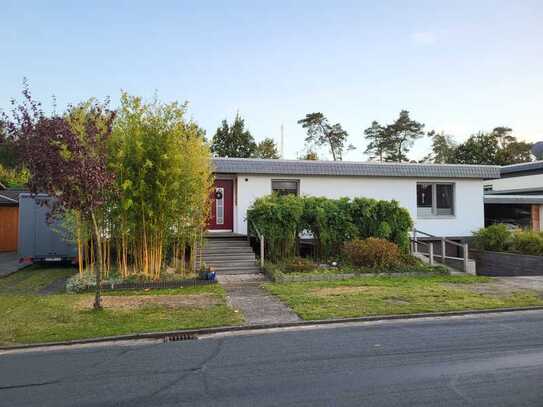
xmin=163 ymin=333 xmax=198 ymax=343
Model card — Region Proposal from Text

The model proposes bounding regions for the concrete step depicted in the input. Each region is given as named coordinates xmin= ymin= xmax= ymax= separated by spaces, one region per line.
xmin=204 ymin=243 xmax=252 ymax=249
xmin=204 ymin=260 xmax=257 ymax=268
xmin=199 ymin=247 xmax=254 ymax=255
xmin=197 ymin=251 xmax=256 ymax=257
xmin=205 ymin=237 xmax=248 ymax=243
xmin=215 ymin=266 xmax=261 ymax=275
xmin=204 ymin=234 xmax=247 ymax=240
xmin=196 ymin=256 xmax=256 ymax=264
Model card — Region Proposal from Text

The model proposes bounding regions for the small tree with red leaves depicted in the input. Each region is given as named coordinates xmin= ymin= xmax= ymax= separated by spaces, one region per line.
xmin=4 ymin=86 xmax=115 ymax=309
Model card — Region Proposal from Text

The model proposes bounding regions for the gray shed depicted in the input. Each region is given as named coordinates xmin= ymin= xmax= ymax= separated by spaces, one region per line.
xmin=18 ymin=194 xmax=77 ymax=263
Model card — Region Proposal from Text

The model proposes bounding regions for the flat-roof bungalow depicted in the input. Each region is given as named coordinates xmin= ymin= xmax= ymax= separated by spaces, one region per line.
xmin=210 ymin=158 xmax=501 ymax=238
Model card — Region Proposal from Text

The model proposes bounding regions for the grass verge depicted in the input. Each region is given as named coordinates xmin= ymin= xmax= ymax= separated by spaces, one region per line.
xmin=0 ymin=267 xmax=242 ymax=346
xmin=264 ymin=275 xmax=543 ymax=320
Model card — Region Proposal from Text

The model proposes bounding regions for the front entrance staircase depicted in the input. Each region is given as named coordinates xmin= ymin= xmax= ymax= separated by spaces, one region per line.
xmin=195 ymin=234 xmax=261 ymax=275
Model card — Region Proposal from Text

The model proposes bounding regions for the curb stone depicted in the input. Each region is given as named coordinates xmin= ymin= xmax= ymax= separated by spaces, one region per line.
xmin=3 ymin=305 xmax=543 ymax=351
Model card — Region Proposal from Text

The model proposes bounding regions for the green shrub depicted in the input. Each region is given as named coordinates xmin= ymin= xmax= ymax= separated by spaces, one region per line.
xmin=472 ymin=224 xmax=512 ymax=252
xmin=65 ymin=271 xmax=123 ymax=293
xmin=248 ymin=195 xmax=413 ymax=262
xmin=509 ymin=231 xmax=543 ymax=256
xmin=247 ymin=194 xmax=304 ymax=260
xmin=284 ymin=257 xmax=318 ymax=273
xmin=342 ymin=238 xmax=402 ymax=268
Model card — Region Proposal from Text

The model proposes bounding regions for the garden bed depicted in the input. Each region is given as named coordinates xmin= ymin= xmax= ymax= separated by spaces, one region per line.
xmin=65 ymin=268 xmax=214 ymax=293
xmin=264 ymin=262 xmax=448 ymax=283
xmin=85 ymin=278 xmax=216 ymax=292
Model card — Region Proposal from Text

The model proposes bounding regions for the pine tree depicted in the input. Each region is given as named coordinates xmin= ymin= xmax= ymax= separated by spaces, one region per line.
xmin=210 ymin=113 xmax=256 ymax=158
xmin=363 ymin=121 xmax=387 ymax=161
xmin=384 ymin=110 xmax=425 ymax=162
xmin=424 ymin=130 xmax=457 ymax=163
xmin=297 ymin=112 xmax=354 ymax=161
xmin=254 ymin=137 xmax=280 ymax=159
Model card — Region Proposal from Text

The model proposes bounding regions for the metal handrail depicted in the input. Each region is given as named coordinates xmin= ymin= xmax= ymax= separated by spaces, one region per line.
xmin=413 ymin=228 xmax=463 ymax=247
xmin=412 ymin=228 xmax=470 ymax=273
xmin=412 ymin=229 xmax=437 ymax=238
xmin=410 ymin=237 xmax=434 ymax=265
xmin=248 ymin=218 xmax=265 ymax=269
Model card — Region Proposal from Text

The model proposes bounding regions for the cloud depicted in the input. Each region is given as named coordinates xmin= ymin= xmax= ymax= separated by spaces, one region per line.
xmin=411 ymin=31 xmax=437 ymax=46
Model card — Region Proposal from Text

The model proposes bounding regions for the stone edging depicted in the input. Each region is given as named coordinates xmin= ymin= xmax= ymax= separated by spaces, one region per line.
xmin=78 ymin=279 xmax=216 ymax=292
xmin=265 ymin=269 xmax=447 ymax=283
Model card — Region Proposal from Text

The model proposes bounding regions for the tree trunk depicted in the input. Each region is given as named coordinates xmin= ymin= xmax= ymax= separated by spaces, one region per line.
xmin=76 ymin=213 xmax=83 ymax=276
xmin=330 ymin=145 xmax=337 ymax=161
xmin=91 ymin=212 xmax=104 ymax=310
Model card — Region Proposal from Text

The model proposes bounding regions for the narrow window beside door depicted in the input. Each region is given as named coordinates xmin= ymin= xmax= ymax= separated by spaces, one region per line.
xmin=215 ymin=187 xmax=224 ymax=224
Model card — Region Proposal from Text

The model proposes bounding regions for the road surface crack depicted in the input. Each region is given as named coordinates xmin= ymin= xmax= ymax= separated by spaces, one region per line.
xmin=0 ymin=380 xmax=60 ymax=390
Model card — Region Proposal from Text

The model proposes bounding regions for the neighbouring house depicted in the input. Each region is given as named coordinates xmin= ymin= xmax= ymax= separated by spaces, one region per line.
xmin=484 ymin=161 xmax=543 ymax=231
xmin=0 ymin=184 xmax=24 ymax=252
xmin=209 ymin=158 xmax=501 ymax=238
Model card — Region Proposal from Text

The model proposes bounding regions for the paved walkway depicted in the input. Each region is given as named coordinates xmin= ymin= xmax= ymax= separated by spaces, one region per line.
xmin=218 ymin=274 xmax=301 ymax=325
xmin=0 ymin=252 xmax=20 ymax=277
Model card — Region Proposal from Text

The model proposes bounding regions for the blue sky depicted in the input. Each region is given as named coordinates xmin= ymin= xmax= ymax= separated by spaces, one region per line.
xmin=2 ymin=0 xmax=542 ymax=160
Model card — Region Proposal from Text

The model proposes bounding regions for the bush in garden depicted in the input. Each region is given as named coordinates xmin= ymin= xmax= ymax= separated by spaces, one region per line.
xmin=300 ymin=196 xmax=356 ymax=259
xmin=65 ymin=271 xmax=123 ymax=293
xmin=284 ymin=257 xmax=318 ymax=273
xmin=247 ymin=194 xmax=305 ymax=261
xmin=349 ymin=197 xmax=412 ymax=251
xmin=471 ymin=224 xmax=512 ymax=252
xmin=509 ymin=231 xmax=543 ymax=256
xmin=248 ymin=195 xmax=413 ymax=262
xmin=342 ymin=238 xmax=402 ymax=268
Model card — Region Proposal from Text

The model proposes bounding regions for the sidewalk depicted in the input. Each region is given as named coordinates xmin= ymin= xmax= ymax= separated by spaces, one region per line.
xmin=0 ymin=252 xmax=20 ymax=277
xmin=218 ymin=274 xmax=301 ymax=324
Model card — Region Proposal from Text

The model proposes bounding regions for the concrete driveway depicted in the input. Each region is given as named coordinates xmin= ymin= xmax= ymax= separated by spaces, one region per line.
xmin=0 ymin=252 xmax=20 ymax=277
xmin=494 ymin=276 xmax=543 ymax=294
xmin=447 ymin=275 xmax=543 ymax=299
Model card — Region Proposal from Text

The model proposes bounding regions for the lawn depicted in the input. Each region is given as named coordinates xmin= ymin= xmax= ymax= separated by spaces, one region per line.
xmin=0 ymin=267 xmax=242 ymax=346
xmin=264 ymin=275 xmax=543 ymax=320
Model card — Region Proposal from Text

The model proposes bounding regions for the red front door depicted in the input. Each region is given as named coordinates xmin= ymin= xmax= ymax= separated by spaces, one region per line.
xmin=209 ymin=179 xmax=234 ymax=230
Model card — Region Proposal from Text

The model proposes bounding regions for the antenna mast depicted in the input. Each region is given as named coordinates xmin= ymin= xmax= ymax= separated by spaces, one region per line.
xmin=280 ymin=124 xmax=285 ymax=158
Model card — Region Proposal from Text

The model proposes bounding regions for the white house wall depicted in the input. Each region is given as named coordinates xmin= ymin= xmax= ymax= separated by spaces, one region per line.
xmin=235 ymin=174 xmax=484 ymax=237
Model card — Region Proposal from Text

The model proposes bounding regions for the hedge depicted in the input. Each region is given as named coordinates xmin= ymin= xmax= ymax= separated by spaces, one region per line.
xmin=472 ymin=225 xmax=543 ymax=256
xmin=248 ymin=195 xmax=413 ymax=262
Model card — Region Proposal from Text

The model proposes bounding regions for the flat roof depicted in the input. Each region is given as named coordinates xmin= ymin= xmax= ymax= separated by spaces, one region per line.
xmin=484 ymin=195 xmax=543 ymax=205
xmin=0 ymin=192 xmax=19 ymax=205
xmin=501 ymin=161 xmax=543 ymax=175
xmin=212 ymin=158 xmax=501 ymax=179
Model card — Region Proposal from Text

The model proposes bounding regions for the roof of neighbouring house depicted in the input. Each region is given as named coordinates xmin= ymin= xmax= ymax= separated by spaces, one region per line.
xmin=212 ymin=158 xmax=501 ymax=179
xmin=501 ymin=161 xmax=543 ymax=176
xmin=484 ymin=194 xmax=543 ymax=205
xmin=0 ymin=189 xmax=25 ymax=206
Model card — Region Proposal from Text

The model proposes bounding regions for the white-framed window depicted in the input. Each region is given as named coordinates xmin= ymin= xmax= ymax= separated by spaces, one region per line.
xmin=271 ymin=179 xmax=299 ymax=196
xmin=417 ymin=183 xmax=455 ymax=217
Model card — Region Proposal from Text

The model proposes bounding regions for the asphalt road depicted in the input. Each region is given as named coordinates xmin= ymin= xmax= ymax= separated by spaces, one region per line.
xmin=3 ymin=312 xmax=543 ymax=406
